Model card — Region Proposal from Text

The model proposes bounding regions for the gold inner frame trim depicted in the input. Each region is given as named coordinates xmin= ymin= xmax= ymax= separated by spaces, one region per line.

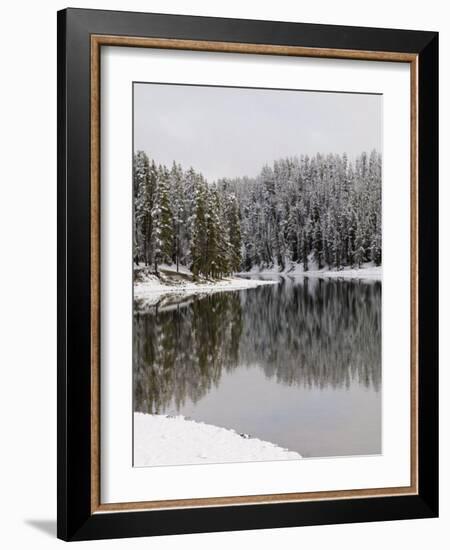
xmin=90 ymin=34 xmax=419 ymax=514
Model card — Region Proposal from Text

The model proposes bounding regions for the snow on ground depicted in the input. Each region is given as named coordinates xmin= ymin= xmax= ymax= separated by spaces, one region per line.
xmin=293 ymin=265 xmax=382 ymax=281
xmin=134 ymin=262 xmax=381 ymax=309
xmin=134 ymin=273 xmax=278 ymax=302
xmin=134 ymin=413 xmax=301 ymax=466
xmin=243 ymin=261 xmax=382 ymax=281
xmin=153 ymin=263 xmax=192 ymax=275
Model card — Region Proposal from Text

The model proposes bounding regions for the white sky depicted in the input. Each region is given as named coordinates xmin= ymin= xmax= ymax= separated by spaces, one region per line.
xmin=134 ymin=82 xmax=382 ymax=182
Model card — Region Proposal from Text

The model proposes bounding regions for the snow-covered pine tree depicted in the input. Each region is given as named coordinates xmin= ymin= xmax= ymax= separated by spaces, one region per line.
xmin=133 ymin=150 xmax=150 ymax=265
xmin=311 ymin=193 xmax=324 ymax=270
xmin=182 ymin=167 xmax=199 ymax=267
xmin=190 ymin=176 xmax=208 ymax=279
xmin=224 ymin=192 xmax=242 ymax=273
xmin=151 ymin=166 xmax=173 ymax=273
xmin=300 ymin=226 xmax=309 ymax=271
xmin=353 ymin=221 xmax=365 ymax=268
xmin=206 ymin=186 xmax=229 ymax=278
xmin=169 ymin=161 xmax=184 ymax=272
xmin=133 ymin=153 xmax=159 ymax=266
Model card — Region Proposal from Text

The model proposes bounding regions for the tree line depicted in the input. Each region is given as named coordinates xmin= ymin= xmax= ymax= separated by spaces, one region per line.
xmin=134 ymin=152 xmax=241 ymax=279
xmin=133 ymin=150 xmax=381 ymax=277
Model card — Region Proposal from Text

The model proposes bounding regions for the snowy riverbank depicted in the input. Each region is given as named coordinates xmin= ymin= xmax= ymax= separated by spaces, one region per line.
xmin=133 ymin=263 xmax=381 ymax=309
xmin=293 ymin=265 xmax=382 ymax=280
xmin=134 ymin=413 xmax=301 ymax=466
xmin=243 ymin=262 xmax=382 ymax=281
xmin=134 ymin=269 xmax=278 ymax=303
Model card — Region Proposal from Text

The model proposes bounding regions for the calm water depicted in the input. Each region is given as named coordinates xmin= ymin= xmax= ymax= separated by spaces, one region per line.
xmin=133 ymin=276 xmax=381 ymax=459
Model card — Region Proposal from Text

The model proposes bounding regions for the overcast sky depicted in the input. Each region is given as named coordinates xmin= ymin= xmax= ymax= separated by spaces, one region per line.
xmin=134 ymin=83 xmax=381 ymax=182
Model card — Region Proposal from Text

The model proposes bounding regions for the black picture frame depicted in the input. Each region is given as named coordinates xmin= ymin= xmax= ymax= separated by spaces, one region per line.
xmin=57 ymin=7 xmax=438 ymax=541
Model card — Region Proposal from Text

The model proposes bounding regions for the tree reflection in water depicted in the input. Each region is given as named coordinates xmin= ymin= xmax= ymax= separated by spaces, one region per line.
xmin=134 ymin=277 xmax=381 ymax=415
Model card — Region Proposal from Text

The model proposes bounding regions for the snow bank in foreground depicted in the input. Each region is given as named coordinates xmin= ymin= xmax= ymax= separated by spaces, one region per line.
xmin=134 ymin=413 xmax=301 ymax=467
xmin=134 ymin=275 xmax=278 ymax=301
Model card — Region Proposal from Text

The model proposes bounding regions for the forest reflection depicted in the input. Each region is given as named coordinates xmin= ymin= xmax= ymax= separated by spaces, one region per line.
xmin=134 ymin=277 xmax=381 ymax=415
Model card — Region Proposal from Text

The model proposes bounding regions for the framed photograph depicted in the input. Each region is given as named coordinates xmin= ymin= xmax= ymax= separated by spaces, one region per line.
xmin=57 ymin=8 xmax=438 ymax=541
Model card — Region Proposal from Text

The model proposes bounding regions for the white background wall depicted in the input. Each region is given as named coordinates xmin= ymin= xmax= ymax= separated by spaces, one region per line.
xmin=0 ymin=0 xmax=447 ymax=547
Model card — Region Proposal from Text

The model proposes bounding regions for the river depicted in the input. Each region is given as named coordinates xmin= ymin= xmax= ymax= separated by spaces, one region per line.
xmin=134 ymin=275 xmax=381 ymax=459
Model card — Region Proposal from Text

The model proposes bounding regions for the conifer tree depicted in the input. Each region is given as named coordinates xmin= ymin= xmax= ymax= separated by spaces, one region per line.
xmin=169 ymin=162 xmax=184 ymax=272
xmin=204 ymin=186 xmax=222 ymax=278
xmin=151 ymin=166 xmax=173 ymax=272
xmin=133 ymin=151 xmax=150 ymax=264
xmin=353 ymin=222 xmax=365 ymax=268
xmin=224 ymin=193 xmax=241 ymax=273
xmin=190 ymin=177 xmax=208 ymax=279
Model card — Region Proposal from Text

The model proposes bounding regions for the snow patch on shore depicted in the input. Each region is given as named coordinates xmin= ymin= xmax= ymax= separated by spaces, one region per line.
xmin=134 ymin=413 xmax=301 ymax=467
xmin=295 ymin=266 xmax=382 ymax=281
xmin=244 ymin=262 xmax=382 ymax=281
xmin=134 ymin=274 xmax=278 ymax=302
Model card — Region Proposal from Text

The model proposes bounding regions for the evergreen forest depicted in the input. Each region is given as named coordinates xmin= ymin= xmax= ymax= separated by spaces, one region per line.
xmin=133 ymin=150 xmax=382 ymax=278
